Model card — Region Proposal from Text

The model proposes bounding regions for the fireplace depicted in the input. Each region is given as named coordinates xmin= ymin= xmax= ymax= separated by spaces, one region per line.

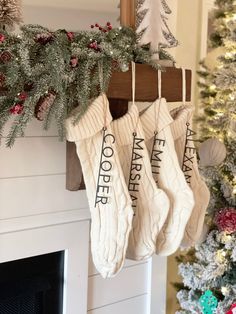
xmin=0 ymin=217 xmax=90 ymax=314
xmin=0 ymin=251 xmax=64 ymax=314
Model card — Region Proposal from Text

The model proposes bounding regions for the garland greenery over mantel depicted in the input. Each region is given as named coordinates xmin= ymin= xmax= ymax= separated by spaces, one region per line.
xmin=0 ymin=23 xmax=174 ymax=147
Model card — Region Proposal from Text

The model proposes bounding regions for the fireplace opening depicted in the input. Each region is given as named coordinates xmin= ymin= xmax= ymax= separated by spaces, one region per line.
xmin=0 ymin=251 xmax=64 ymax=314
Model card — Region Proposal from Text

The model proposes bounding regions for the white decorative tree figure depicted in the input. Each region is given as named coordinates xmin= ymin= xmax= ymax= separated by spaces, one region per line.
xmin=0 ymin=0 xmax=22 ymax=30
xmin=136 ymin=0 xmax=178 ymax=58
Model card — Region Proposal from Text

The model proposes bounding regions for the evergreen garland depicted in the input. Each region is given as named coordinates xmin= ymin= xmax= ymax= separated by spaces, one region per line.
xmin=0 ymin=23 xmax=174 ymax=147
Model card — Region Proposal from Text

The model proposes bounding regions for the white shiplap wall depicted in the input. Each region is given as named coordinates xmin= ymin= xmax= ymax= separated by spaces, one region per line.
xmin=0 ymin=4 xmax=157 ymax=314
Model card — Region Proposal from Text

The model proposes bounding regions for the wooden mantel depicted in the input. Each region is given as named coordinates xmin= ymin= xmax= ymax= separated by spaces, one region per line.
xmin=66 ymin=65 xmax=192 ymax=191
xmin=107 ymin=64 xmax=191 ymax=102
xmin=66 ymin=0 xmax=192 ymax=191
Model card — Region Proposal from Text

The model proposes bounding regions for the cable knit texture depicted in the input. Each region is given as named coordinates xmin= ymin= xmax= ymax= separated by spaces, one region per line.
xmin=141 ymin=98 xmax=194 ymax=256
xmin=170 ymin=105 xmax=210 ymax=248
xmin=66 ymin=94 xmax=134 ymax=278
xmin=112 ymin=103 xmax=170 ymax=261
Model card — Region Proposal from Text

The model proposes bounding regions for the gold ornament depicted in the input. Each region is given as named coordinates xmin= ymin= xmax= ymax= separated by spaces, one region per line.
xmin=199 ymin=138 xmax=227 ymax=167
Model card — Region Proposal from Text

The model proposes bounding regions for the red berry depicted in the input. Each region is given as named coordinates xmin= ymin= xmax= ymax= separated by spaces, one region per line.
xmin=18 ymin=91 xmax=28 ymax=101
xmin=0 ymin=34 xmax=5 ymax=43
xmin=99 ymin=27 xmax=102 ymax=31
xmin=70 ymin=56 xmax=78 ymax=67
xmin=10 ymin=104 xmax=24 ymax=114
xmin=108 ymin=25 xmax=112 ymax=30
xmin=103 ymin=29 xmax=107 ymax=33
xmin=89 ymin=42 xmax=95 ymax=49
xmin=106 ymin=22 xmax=111 ymax=26
xmin=95 ymin=23 xmax=99 ymax=27
xmin=91 ymin=25 xmax=94 ymax=28
xmin=67 ymin=32 xmax=74 ymax=41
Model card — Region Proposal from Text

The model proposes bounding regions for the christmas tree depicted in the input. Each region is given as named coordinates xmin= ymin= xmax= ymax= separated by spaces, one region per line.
xmin=176 ymin=0 xmax=236 ymax=313
xmin=136 ymin=0 xmax=178 ymax=53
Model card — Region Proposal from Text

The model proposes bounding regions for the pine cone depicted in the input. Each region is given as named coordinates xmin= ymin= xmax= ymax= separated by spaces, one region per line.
xmin=35 ymin=33 xmax=54 ymax=45
xmin=34 ymin=91 xmax=56 ymax=121
xmin=0 ymin=50 xmax=12 ymax=63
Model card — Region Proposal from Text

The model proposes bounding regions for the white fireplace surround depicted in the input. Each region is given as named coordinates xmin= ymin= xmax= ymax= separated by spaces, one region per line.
xmin=0 ymin=209 xmax=167 ymax=314
xmin=0 ymin=210 xmax=90 ymax=314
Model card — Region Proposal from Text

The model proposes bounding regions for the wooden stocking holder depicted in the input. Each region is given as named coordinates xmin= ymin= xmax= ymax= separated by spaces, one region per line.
xmin=66 ymin=0 xmax=192 ymax=191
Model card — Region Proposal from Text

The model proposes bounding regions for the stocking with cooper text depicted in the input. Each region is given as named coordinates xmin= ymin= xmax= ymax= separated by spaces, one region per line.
xmin=66 ymin=93 xmax=133 ymax=278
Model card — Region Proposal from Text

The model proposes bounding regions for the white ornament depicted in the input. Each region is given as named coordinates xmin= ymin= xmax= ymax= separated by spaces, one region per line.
xmin=221 ymin=286 xmax=229 ymax=296
xmin=136 ymin=0 xmax=178 ymax=57
xmin=199 ymin=138 xmax=227 ymax=167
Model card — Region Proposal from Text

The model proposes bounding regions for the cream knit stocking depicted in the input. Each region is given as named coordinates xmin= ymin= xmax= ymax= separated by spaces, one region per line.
xmin=66 ymin=94 xmax=133 ymax=278
xmin=112 ymin=104 xmax=170 ymax=261
xmin=140 ymin=98 xmax=194 ymax=256
xmin=170 ymin=105 xmax=210 ymax=248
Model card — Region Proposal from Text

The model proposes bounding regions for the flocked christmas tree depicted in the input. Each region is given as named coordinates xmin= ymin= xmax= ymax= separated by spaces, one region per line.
xmin=136 ymin=0 xmax=178 ymax=56
xmin=176 ymin=0 xmax=236 ymax=313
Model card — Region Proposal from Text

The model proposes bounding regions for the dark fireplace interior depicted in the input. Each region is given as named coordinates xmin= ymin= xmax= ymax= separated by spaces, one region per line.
xmin=0 ymin=251 xmax=64 ymax=314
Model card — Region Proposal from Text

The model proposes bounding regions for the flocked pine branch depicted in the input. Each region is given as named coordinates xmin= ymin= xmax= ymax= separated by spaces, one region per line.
xmin=0 ymin=23 xmax=176 ymax=147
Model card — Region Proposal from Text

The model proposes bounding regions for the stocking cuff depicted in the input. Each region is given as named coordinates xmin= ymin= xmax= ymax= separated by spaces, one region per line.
xmin=140 ymin=98 xmax=173 ymax=140
xmin=66 ymin=93 xmax=112 ymax=141
xmin=112 ymin=104 xmax=142 ymax=146
xmin=170 ymin=105 xmax=194 ymax=140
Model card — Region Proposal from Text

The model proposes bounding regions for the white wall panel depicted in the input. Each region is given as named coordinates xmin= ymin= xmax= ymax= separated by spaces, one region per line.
xmin=0 ymin=175 xmax=88 ymax=219
xmin=87 ymin=263 xmax=148 ymax=310
xmin=22 ymin=0 xmax=118 ymax=13
xmin=88 ymin=294 xmax=147 ymax=314
xmin=88 ymin=250 xmax=148 ymax=276
xmin=2 ymin=118 xmax=58 ymax=137
xmin=22 ymin=5 xmax=119 ymax=31
xmin=0 ymin=137 xmax=65 ymax=178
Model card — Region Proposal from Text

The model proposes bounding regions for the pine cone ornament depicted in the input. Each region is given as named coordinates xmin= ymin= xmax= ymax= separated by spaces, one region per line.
xmin=0 ymin=50 xmax=12 ymax=63
xmin=34 ymin=91 xmax=56 ymax=121
xmin=35 ymin=33 xmax=54 ymax=45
